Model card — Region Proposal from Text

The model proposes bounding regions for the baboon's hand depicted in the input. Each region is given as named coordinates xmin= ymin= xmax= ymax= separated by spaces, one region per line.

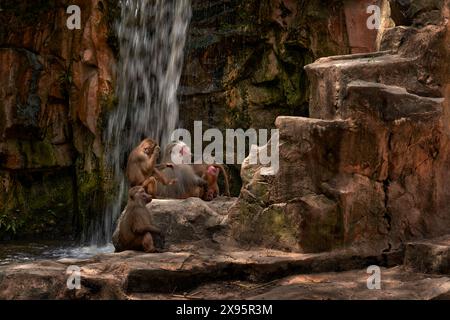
xmin=169 ymin=179 xmax=177 ymax=185
xmin=154 ymin=146 xmax=161 ymax=156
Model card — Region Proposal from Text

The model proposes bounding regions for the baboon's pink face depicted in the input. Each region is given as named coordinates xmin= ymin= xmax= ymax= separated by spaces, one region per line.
xmin=207 ymin=166 xmax=218 ymax=176
xmin=170 ymin=141 xmax=191 ymax=164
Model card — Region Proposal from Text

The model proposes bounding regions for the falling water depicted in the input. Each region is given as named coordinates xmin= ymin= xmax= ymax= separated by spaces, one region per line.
xmin=84 ymin=0 xmax=192 ymax=245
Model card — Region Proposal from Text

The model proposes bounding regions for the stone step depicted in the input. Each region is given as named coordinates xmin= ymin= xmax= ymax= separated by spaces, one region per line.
xmin=249 ymin=267 xmax=450 ymax=300
xmin=404 ymin=235 xmax=450 ymax=275
xmin=304 ymin=52 xmax=420 ymax=120
xmin=343 ymin=80 xmax=443 ymax=121
xmin=149 ymin=266 xmax=449 ymax=300
xmin=304 ymin=26 xmax=445 ymax=121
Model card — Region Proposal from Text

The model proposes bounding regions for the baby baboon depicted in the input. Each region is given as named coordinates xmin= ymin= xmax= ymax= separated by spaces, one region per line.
xmin=113 ymin=186 xmax=164 ymax=253
xmin=126 ymin=138 xmax=176 ymax=197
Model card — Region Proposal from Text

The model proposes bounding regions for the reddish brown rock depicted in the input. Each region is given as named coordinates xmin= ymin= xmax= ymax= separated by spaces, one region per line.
xmin=234 ymin=2 xmax=450 ymax=254
xmin=0 ymin=0 xmax=117 ymax=239
xmin=343 ymin=0 xmax=389 ymax=53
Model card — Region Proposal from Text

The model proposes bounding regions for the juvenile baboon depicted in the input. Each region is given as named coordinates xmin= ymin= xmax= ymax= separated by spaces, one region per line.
xmin=113 ymin=186 xmax=164 ymax=253
xmin=192 ymin=163 xmax=230 ymax=199
xmin=126 ymin=138 xmax=176 ymax=197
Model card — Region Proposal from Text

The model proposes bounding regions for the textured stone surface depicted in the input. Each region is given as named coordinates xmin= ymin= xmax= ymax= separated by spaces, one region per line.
xmin=235 ymin=3 xmax=450 ymax=253
xmin=0 ymin=0 xmax=117 ymax=238
xmin=0 ymin=245 xmax=403 ymax=299
xmin=112 ymin=197 xmax=236 ymax=252
xmin=389 ymin=0 xmax=446 ymax=27
xmin=404 ymin=235 xmax=450 ymax=274
xmin=179 ymin=0 xmax=389 ymax=193
xmin=180 ymin=0 xmax=390 ymax=131
xmin=249 ymin=267 xmax=450 ymax=300
xmin=133 ymin=267 xmax=450 ymax=300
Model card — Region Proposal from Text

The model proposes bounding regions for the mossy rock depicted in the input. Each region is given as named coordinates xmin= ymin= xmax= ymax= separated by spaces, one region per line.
xmin=233 ymin=201 xmax=301 ymax=251
xmin=0 ymin=169 xmax=75 ymax=240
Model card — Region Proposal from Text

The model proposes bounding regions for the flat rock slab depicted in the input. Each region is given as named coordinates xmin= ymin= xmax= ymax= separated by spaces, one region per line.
xmin=0 ymin=246 xmax=402 ymax=299
xmin=130 ymin=267 xmax=450 ymax=300
xmin=404 ymin=235 xmax=450 ymax=274
xmin=250 ymin=267 xmax=450 ymax=300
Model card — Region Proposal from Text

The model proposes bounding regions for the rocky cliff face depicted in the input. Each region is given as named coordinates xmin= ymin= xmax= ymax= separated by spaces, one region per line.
xmin=0 ymin=0 xmax=387 ymax=238
xmin=234 ymin=0 xmax=450 ymax=253
xmin=0 ymin=0 xmax=117 ymax=239
xmin=180 ymin=0 xmax=390 ymax=130
xmin=179 ymin=0 xmax=388 ymax=193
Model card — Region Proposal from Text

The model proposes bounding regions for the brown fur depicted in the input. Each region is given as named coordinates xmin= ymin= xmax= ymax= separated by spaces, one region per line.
xmin=114 ymin=186 xmax=164 ymax=253
xmin=161 ymin=142 xmax=231 ymax=200
xmin=156 ymin=164 xmax=208 ymax=199
xmin=192 ymin=164 xmax=230 ymax=200
xmin=126 ymin=138 xmax=176 ymax=197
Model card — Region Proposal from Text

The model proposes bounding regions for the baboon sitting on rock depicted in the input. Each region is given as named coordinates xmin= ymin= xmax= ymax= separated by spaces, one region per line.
xmin=112 ymin=186 xmax=164 ymax=253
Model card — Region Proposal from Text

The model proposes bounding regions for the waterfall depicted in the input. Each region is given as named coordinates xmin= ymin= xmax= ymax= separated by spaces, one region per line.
xmin=84 ymin=0 xmax=192 ymax=245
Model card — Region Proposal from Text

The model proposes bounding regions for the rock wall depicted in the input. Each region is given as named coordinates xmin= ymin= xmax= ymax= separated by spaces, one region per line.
xmin=0 ymin=0 xmax=117 ymax=239
xmin=0 ymin=0 xmax=390 ymax=239
xmin=234 ymin=0 xmax=450 ymax=253
xmin=179 ymin=0 xmax=389 ymax=194
xmin=180 ymin=0 xmax=384 ymax=129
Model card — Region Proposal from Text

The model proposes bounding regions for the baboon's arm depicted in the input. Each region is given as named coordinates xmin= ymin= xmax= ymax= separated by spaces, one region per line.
xmin=131 ymin=209 xmax=162 ymax=235
xmin=153 ymin=168 xmax=176 ymax=185
xmin=144 ymin=146 xmax=160 ymax=172
xmin=155 ymin=163 xmax=174 ymax=170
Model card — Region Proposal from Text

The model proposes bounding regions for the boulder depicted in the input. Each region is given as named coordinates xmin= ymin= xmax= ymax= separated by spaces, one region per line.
xmin=404 ymin=235 xmax=450 ymax=274
xmin=112 ymin=197 xmax=237 ymax=252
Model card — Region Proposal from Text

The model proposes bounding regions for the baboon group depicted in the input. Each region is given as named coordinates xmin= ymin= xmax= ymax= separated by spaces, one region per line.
xmin=113 ymin=139 xmax=230 ymax=253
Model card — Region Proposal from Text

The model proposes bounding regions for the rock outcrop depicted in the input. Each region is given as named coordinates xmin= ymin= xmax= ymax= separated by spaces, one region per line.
xmin=179 ymin=0 xmax=390 ymax=193
xmin=180 ymin=0 xmax=390 ymax=131
xmin=0 ymin=196 xmax=448 ymax=300
xmin=0 ymin=241 xmax=403 ymax=299
xmin=112 ymin=197 xmax=236 ymax=252
xmin=0 ymin=0 xmax=392 ymax=238
xmin=235 ymin=1 xmax=450 ymax=253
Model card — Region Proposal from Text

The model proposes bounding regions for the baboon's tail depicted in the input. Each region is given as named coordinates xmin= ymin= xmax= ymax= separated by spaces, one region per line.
xmin=215 ymin=165 xmax=230 ymax=196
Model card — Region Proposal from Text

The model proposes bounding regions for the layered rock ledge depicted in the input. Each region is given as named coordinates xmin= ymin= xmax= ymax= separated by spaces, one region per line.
xmin=234 ymin=8 xmax=450 ymax=254
xmin=1 ymin=198 xmax=449 ymax=300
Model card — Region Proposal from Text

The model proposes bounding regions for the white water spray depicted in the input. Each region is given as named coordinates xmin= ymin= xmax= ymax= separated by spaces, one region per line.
xmin=84 ymin=0 xmax=192 ymax=245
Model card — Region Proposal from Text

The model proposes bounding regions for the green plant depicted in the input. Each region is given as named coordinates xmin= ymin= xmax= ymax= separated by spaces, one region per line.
xmin=0 ymin=212 xmax=22 ymax=234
